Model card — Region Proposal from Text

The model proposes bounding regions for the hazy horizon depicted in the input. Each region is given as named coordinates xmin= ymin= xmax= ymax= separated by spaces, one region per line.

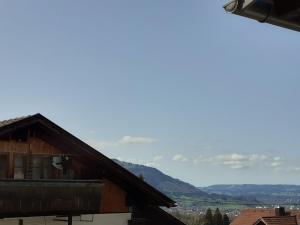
xmin=116 ymin=158 xmax=300 ymax=187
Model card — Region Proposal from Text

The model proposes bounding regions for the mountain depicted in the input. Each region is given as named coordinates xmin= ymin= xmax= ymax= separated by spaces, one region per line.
xmin=202 ymin=184 xmax=300 ymax=204
xmin=114 ymin=160 xmax=259 ymax=209
xmin=115 ymin=159 xmax=209 ymax=195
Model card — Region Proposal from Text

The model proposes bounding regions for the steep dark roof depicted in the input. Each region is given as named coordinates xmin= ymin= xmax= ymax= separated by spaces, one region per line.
xmin=0 ymin=113 xmax=176 ymax=208
xmin=151 ymin=207 xmax=186 ymax=225
xmin=136 ymin=206 xmax=186 ymax=225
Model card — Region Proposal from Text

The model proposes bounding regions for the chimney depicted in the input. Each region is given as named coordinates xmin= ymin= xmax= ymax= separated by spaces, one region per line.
xmin=275 ymin=207 xmax=286 ymax=216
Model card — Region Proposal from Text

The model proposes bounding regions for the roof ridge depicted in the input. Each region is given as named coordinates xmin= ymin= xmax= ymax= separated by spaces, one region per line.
xmin=0 ymin=115 xmax=30 ymax=122
xmin=262 ymin=216 xmax=297 ymax=218
xmin=0 ymin=115 xmax=33 ymax=128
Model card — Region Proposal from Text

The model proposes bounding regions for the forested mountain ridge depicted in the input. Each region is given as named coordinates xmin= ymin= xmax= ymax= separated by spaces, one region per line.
xmin=202 ymin=184 xmax=300 ymax=204
xmin=114 ymin=160 xmax=259 ymax=208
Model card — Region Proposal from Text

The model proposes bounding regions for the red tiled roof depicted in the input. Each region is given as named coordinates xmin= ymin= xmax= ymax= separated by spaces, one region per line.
xmin=291 ymin=212 xmax=300 ymax=225
xmin=257 ymin=216 xmax=298 ymax=225
xmin=231 ymin=209 xmax=300 ymax=225
xmin=231 ymin=209 xmax=276 ymax=225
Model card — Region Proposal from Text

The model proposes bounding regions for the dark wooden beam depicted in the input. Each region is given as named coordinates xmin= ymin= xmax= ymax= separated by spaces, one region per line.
xmin=68 ymin=216 xmax=72 ymax=225
xmin=274 ymin=0 xmax=300 ymax=15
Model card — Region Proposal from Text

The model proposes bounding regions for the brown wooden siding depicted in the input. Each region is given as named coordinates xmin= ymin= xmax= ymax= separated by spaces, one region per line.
xmin=100 ymin=179 xmax=129 ymax=213
xmin=0 ymin=179 xmax=102 ymax=217
xmin=29 ymin=137 xmax=63 ymax=155
xmin=0 ymin=136 xmax=130 ymax=214
xmin=0 ymin=137 xmax=87 ymax=179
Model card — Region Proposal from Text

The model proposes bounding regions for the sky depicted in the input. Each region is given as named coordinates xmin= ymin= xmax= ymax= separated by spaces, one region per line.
xmin=0 ymin=0 xmax=300 ymax=187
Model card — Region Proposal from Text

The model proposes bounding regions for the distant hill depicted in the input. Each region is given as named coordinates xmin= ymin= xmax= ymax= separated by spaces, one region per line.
xmin=114 ymin=160 xmax=259 ymax=209
xmin=202 ymin=184 xmax=300 ymax=204
xmin=115 ymin=159 xmax=209 ymax=195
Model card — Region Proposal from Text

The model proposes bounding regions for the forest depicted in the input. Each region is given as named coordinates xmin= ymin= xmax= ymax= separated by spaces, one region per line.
xmin=172 ymin=208 xmax=231 ymax=225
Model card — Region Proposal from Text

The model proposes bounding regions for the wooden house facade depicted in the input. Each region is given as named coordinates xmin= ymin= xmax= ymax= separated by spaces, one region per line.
xmin=0 ymin=114 xmax=185 ymax=225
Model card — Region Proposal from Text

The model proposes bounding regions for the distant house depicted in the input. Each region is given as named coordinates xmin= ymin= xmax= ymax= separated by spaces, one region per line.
xmin=254 ymin=216 xmax=298 ymax=225
xmin=0 ymin=114 xmax=185 ymax=225
xmin=231 ymin=207 xmax=300 ymax=225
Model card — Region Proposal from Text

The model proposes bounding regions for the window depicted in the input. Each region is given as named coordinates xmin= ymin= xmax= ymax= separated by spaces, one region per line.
xmin=42 ymin=157 xmax=53 ymax=179
xmin=0 ymin=155 xmax=7 ymax=179
xmin=32 ymin=157 xmax=54 ymax=179
xmin=14 ymin=155 xmax=25 ymax=179
xmin=32 ymin=156 xmax=43 ymax=179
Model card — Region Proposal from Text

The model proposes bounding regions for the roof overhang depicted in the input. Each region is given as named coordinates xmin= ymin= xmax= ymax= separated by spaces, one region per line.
xmin=224 ymin=0 xmax=300 ymax=32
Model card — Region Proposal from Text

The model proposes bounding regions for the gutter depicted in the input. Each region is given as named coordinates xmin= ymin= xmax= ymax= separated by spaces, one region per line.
xmin=223 ymin=0 xmax=300 ymax=32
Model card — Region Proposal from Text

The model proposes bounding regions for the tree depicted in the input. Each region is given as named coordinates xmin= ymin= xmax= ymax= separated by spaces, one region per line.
xmin=213 ymin=208 xmax=223 ymax=225
xmin=204 ymin=208 xmax=213 ymax=225
xmin=223 ymin=214 xmax=230 ymax=225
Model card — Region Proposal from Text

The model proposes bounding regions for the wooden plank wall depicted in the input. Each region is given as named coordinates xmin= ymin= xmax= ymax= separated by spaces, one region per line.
xmin=0 ymin=138 xmax=63 ymax=155
xmin=0 ymin=140 xmax=28 ymax=178
xmin=101 ymin=179 xmax=130 ymax=214
xmin=0 ymin=137 xmax=79 ymax=178
xmin=0 ymin=136 xmax=130 ymax=214
xmin=29 ymin=137 xmax=63 ymax=155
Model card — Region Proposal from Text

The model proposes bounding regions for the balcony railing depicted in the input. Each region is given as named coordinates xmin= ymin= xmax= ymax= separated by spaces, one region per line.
xmin=0 ymin=179 xmax=102 ymax=218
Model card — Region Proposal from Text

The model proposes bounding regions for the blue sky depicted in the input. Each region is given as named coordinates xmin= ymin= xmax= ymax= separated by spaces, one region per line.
xmin=1 ymin=0 xmax=300 ymax=186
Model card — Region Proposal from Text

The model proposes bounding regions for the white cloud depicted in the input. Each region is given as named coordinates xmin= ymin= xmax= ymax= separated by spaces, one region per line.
xmin=216 ymin=153 xmax=247 ymax=161
xmin=229 ymin=164 xmax=246 ymax=169
xmin=290 ymin=167 xmax=300 ymax=172
xmin=127 ymin=155 xmax=164 ymax=168
xmin=273 ymin=156 xmax=281 ymax=161
xmin=115 ymin=157 xmax=123 ymax=161
xmin=145 ymin=162 xmax=159 ymax=167
xmin=270 ymin=161 xmax=283 ymax=167
xmin=153 ymin=155 xmax=163 ymax=161
xmin=250 ymin=154 xmax=267 ymax=161
xmin=87 ymin=135 xmax=158 ymax=149
xmin=172 ymin=154 xmax=188 ymax=162
xmin=276 ymin=165 xmax=300 ymax=173
xmin=270 ymin=156 xmax=284 ymax=169
xmin=193 ymin=155 xmax=214 ymax=164
xmin=119 ymin=158 xmax=160 ymax=168
xmin=193 ymin=153 xmax=269 ymax=170
xmin=118 ymin=136 xmax=157 ymax=145
xmin=192 ymin=153 xmax=291 ymax=171
xmin=123 ymin=158 xmax=145 ymax=165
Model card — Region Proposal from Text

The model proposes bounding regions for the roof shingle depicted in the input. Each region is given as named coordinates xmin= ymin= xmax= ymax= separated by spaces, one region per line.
xmin=258 ymin=216 xmax=298 ymax=225
xmin=231 ymin=209 xmax=300 ymax=225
